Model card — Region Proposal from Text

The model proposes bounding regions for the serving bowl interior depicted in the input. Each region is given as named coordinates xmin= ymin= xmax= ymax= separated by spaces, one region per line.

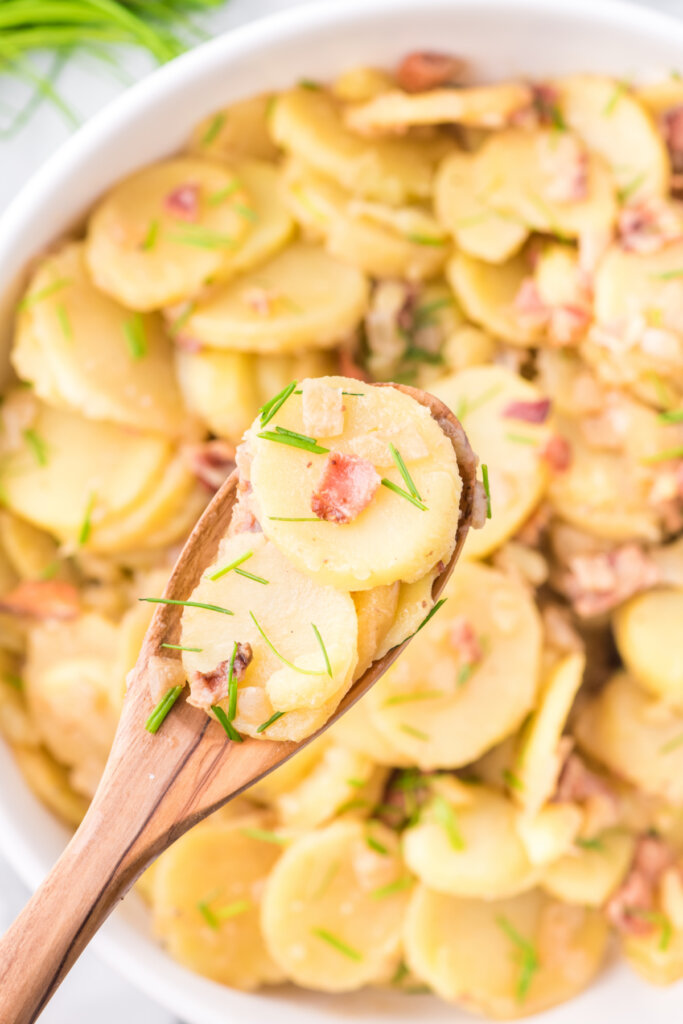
xmin=2 ymin=0 xmax=683 ymax=1020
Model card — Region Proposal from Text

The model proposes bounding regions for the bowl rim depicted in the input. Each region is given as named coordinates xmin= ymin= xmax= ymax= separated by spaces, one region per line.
xmin=3 ymin=0 xmax=683 ymax=1021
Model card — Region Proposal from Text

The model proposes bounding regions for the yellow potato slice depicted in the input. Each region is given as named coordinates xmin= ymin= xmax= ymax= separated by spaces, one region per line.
xmin=365 ymin=561 xmax=542 ymax=769
xmin=332 ymin=66 xmax=394 ymax=103
xmin=327 ymin=694 xmax=413 ymax=767
xmin=623 ymin=924 xmax=683 ymax=986
xmin=374 ymin=568 xmax=439 ymax=660
xmin=181 ymin=242 xmax=368 ymax=353
xmin=448 ymin=249 xmax=540 ymax=346
xmin=13 ymin=243 xmax=191 ymax=437
xmin=346 ymin=82 xmax=532 ymax=134
xmin=513 ymin=653 xmax=585 ymax=815
xmin=352 ymin=583 xmax=399 ymax=678
xmin=555 ymin=74 xmax=669 ymax=200
xmin=12 ymin=744 xmax=88 ymax=827
xmin=261 ymin=819 xmax=410 ymax=990
xmin=575 ymin=671 xmax=683 ymax=803
xmin=215 ymin=159 xmax=295 ymax=278
xmin=516 ymin=804 xmax=584 ymax=868
xmin=614 ymin=588 xmax=683 ymax=706
xmin=271 ymin=88 xmax=444 ymax=203
xmin=404 ymin=785 xmax=538 ymax=898
xmin=542 ymin=830 xmax=635 ymax=907
xmin=188 ymin=94 xmax=279 ymax=162
xmin=152 ymin=818 xmax=284 ymax=990
xmin=86 ymin=158 xmax=252 ymax=310
xmin=1 ymin=393 xmax=173 ymax=548
xmin=249 ymin=376 xmax=461 ymax=590
xmin=433 ymin=366 xmax=553 ymax=558
xmin=0 ymin=513 xmax=60 ymax=581
xmin=249 ymin=733 xmax=328 ymax=805
xmin=434 ymin=151 xmax=528 ymax=263
xmin=405 ymin=885 xmax=609 ymax=1016
xmin=180 ymin=532 xmax=358 ymax=741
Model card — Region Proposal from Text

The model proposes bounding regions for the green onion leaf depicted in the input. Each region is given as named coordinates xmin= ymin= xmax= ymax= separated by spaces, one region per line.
xmin=312 ymin=623 xmax=332 ymax=678
xmin=226 ymin=641 xmax=238 ymax=722
xmin=404 ymin=598 xmax=447 ymax=642
xmin=404 ymin=233 xmax=447 ymax=247
xmin=201 ymin=111 xmax=226 ymax=146
xmin=505 ymin=432 xmax=538 ymax=446
xmin=208 ymin=549 xmax=254 ymax=581
xmin=311 ymin=928 xmax=363 ymax=961
xmin=197 ymin=900 xmax=219 ymax=930
xmin=56 ymin=303 xmax=72 ymax=340
xmin=380 ymin=478 xmax=427 ymax=510
xmin=496 ymin=915 xmax=539 ymax=1003
xmin=372 ymin=877 xmax=414 ymax=899
xmin=432 ymin=795 xmax=465 ymax=850
xmin=256 ymin=710 xmax=285 ymax=734
xmin=139 ymin=597 xmax=233 ymax=616
xmin=658 ymin=409 xmax=683 ymax=424
xmin=503 ymin=769 xmax=524 ymax=792
xmin=207 ymin=180 xmax=242 ymax=206
xmin=366 ymin=835 xmax=389 ymax=855
xmin=575 ymin=837 xmax=605 ymax=852
xmin=160 ymin=643 xmax=202 ymax=653
xmin=23 ymin=428 xmax=48 ymax=466
xmin=145 ymin=685 xmax=183 ymax=734
xmin=78 ymin=491 xmax=96 ymax=547
xmin=642 ymin=446 xmax=683 ymax=464
xmin=268 ymin=516 xmax=321 ymax=522
xmin=383 ymin=690 xmax=443 ymax=706
xmin=399 ymin=723 xmax=429 ymax=741
xmin=257 ymin=428 xmax=329 ymax=455
xmin=259 ymin=381 xmax=297 ymax=427
xmin=141 ymin=219 xmax=159 ymax=251
xmin=241 ymin=827 xmax=288 ymax=846
xmin=233 ymin=202 xmax=258 ymax=223
xmin=212 ymin=703 xmax=242 ymax=742
xmin=388 ymin=443 xmax=422 ymax=501
xmin=123 ymin=313 xmax=147 ymax=360
xmin=250 ymin=612 xmax=326 ymax=676
xmin=660 ymin=733 xmax=683 ymax=755
xmin=4 ymin=672 xmax=23 ymax=692
xmin=481 ymin=463 xmax=492 ymax=518
xmin=626 ymin=909 xmax=673 ymax=951
xmin=168 ymin=228 xmax=236 ymax=249
xmin=651 ymin=269 xmax=683 ymax=280
xmin=18 ymin=277 xmax=70 ymax=311
xmin=168 ymin=301 xmax=195 ymax=337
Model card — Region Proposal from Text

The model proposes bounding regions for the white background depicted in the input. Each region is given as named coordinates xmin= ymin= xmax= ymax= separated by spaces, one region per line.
xmin=0 ymin=0 xmax=680 ymax=1020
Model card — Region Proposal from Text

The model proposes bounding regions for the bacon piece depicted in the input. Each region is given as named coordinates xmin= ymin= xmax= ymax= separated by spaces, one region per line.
xmin=0 ymin=581 xmax=80 ymax=621
xmin=395 ymin=51 xmax=466 ymax=93
xmin=662 ymin=106 xmax=683 ymax=177
xmin=539 ymin=132 xmax=588 ymax=205
xmin=618 ymin=198 xmax=683 ymax=254
xmin=513 ymin=278 xmax=549 ymax=333
xmin=164 ymin=183 xmax=201 ymax=222
xmin=186 ymin=440 xmax=236 ymax=492
xmin=531 ymin=83 xmax=563 ymax=127
xmin=189 ymin=643 xmax=253 ymax=708
xmin=560 ymin=543 xmax=660 ymax=618
xmin=311 ymin=451 xmax=381 ymax=524
xmin=448 ymin=615 xmax=483 ymax=668
xmin=607 ymin=834 xmax=674 ymax=937
xmin=541 ymin=434 xmax=572 ymax=472
xmin=549 ymin=304 xmax=591 ymax=345
xmin=555 ymin=752 xmax=613 ymax=805
xmin=503 ymin=398 xmax=551 ymax=424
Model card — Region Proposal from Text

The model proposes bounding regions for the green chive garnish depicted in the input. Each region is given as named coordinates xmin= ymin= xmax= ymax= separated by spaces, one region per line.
xmin=268 ymin=516 xmax=321 ymax=522
xmin=78 ymin=491 xmax=96 ymax=546
xmin=457 ymin=663 xmax=473 ymax=687
xmin=123 ymin=314 xmax=147 ymax=360
xmin=241 ymin=827 xmax=288 ymax=845
xmin=235 ymin=567 xmax=269 ymax=585
xmin=505 ymin=432 xmax=538 ymax=446
xmin=18 ymin=277 xmax=70 ymax=311
xmin=366 ymin=835 xmax=389 ymax=855
xmin=413 ymin=296 xmax=453 ymax=327
xmin=161 ymin=643 xmax=202 ymax=653
xmin=432 ymin=795 xmax=465 ymax=850
xmin=381 ymin=478 xmax=427 ymax=510
xmin=642 ymin=446 xmax=683 ymax=463
xmin=312 ymin=624 xmax=332 ymax=678
xmin=660 ymin=733 xmax=683 ymax=754
xmin=197 ymin=901 xmax=219 ymax=929
xmin=207 ymin=180 xmax=242 ymax=206
xmin=249 ymin=612 xmax=329 ymax=676
xmin=404 ymin=233 xmax=447 ymax=247
xmin=257 ymin=426 xmax=329 ymax=455
xmin=389 ymin=443 xmax=421 ymax=501
xmin=575 ymin=837 xmax=605 ymax=852
xmin=658 ymin=409 xmax=683 ymax=423
xmin=311 ymin=928 xmax=363 ymax=961
xmin=141 ymin=219 xmax=159 ymax=251
xmin=201 ymin=111 xmax=226 ymax=146
xmin=626 ymin=909 xmax=673 ymax=951
xmin=39 ymin=560 xmax=60 ymax=581
xmin=400 ymin=724 xmax=429 ymax=741
xmin=496 ymin=916 xmax=539 ymax=1003
xmin=313 ymin=861 xmax=339 ymax=899
xmin=259 ymin=381 xmax=297 ymax=427
xmin=617 ymin=172 xmax=646 ymax=204
xmin=298 ymin=79 xmax=321 ymax=91
xmin=212 ymin=703 xmax=242 ymax=742
xmin=404 ymin=598 xmax=447 ymax=642
xmin=335 ymin=798 xmax=369 ymax=815
xmin=145 ymin=685 xmax=183 ymax=734
xmin=603 ymin=79 xmax=629 ymax=116
xmin=481 ymin=463 xmax=492 ymax=519
xmin=347 ymin=777 xmax=365 ymax=789
xmin=168 ymin=302 xmax=195 ymax=336
xmin=652 ymin=269 xmax=683 ymax=280
xmin=23 ymin=428 xmax=48 ymax=466
xmin=233 ymin=202 xmax=258 ymax=222
xmin=256 ymin=710 xmax=285 ymax=733
xmin=4 ymin=672 xmax=23 ymax=692
xmin=208 ymin=550 xmax=254 ymax=581
xmin=383 ymin=690 xmax=443 ymax=706
xmin=56 ymin=303 xmax=72 ymax=340
xmin=372 ymin=877 xmax=414 ymax=899
xmin=168 ymin=228 xmax=236 ymax=249
xmin=215 ymin=899 xmax=251 ymax=920
xmin=139 ymin=597 xmax=234 ymax=615
xmin=503 ymin=769 xmax=524 ymax=792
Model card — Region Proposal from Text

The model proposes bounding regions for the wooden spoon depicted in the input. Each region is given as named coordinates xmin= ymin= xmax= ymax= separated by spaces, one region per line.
xmin=0 ymin=384 xmax=479 ymax=1023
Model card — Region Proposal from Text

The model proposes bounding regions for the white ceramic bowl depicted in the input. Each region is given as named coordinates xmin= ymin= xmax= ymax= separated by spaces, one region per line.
xmin=2 ymin=0 xmax=683 ymax=1020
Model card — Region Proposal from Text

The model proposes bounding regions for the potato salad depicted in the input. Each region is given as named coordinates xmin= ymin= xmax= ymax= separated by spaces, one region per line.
xmin=3 ymin=47 xmax=683 ymax=1019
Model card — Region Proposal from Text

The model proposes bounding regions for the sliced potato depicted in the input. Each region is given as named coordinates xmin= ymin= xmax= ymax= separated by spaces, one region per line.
xmin=332 ymin=67 xmax=395 ymax=103
xmin=541 ymin=830 xmax=635 ymax=906
xmin=623 ymin=924 xmax=683 ymax=985
xmin=433 ymin=366 xmax=553 ymax=558
xmin=327 ymin=694 xmax=413 ymax=767
xmin=352 ymin=583 xmax=399 ymax=678
xmin=182 ymin=242 xmax=368 ymax=353
xmin=404 ymin=785 xmax=538 ymax=898
xmin=374 ymin=568 xmax=439 ymax=660
xmin=181 ymin=532 xmax=358 ymax=741
xmin=13 ymin=243 xmax=192 ymax=437
xmin=188 ymin=94 xmax=279 ymax=162
xmin=271 ymin=88 xmax=444 ymax=203
xmin=152 ymin=818 xmax=284 ymax=989
xmin=86 ymin=158 xmax=252 ymax=310
xmin=248 ymin=733 xmax=328 ymax=805
xmin=12 ymin=744 xmax=88 ymax=827
xmin=250 ymin=377 xmax=461 ymax=590
xmin=575 ymin=671 xmax=683 ymax=804
xmin=365 ymin=561 xmax=542 ymax=769
xmin=0 ymin=513 xmax=60 ymax=581
xmin=405 ymin=885 xmax=609 ymax=1016
xmin=555 ymin=74 xmax=669 ymax=200
xmin=214 ymin=159 xmax=295 ymax=278
xmin=614 ymin=588 xmax=683 ymax=706
xmin=448 ymin=248 xmax=541 ymax=346
xmin=636 ymin=77 xmax=683 ymax=119
xmin=261 ymin=819 xmax=410 ymax=990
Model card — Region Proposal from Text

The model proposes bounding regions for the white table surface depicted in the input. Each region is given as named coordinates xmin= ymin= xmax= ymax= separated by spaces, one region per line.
xmin=0 ymin=0 xmax=681 ymax=1020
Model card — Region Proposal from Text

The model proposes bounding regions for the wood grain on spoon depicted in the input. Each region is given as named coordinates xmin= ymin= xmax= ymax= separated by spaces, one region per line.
xmin=0 ymin=384 xmax=479 ymax=1024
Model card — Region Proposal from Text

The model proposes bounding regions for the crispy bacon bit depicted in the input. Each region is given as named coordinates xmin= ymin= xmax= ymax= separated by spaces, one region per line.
xmin=302 ymin=379 xmax=344 ymax=438
xmin=539 ymin=132 xmax=588 ymax=205
xmin=607 ymin=834 xmax=674 ymax=937
xmin=541 ymin=435 xmax=572 ymax=472
xmin=503 ymin=398 xmax=552 ymax=424
xmin=395 ymin=51 xmax=466 ymax=93
xmin=514 ymin=278 xmax=548 ymax=333
xmin=555 ymin=752 xmax=613 ymax=805
xmin=164 ymin=183 xmax=201 ymax=222
xmin=550 ymin=304 xmax=591 ymax=345
xmin=618 ymin=198 xmax=683 ymax=254
xmin=186 ymin=440 xmax=236 ymax=492
xmin=448 ymin=615 xmax=483 ymax=669
xmin=311 ymin=451 xmax=381 ymax=524
xmin=531 ymin=83 xmax=563 ymax=126
xmin=0 ymin=580 xmax=80 ymax=620
xmin=190 ymin=643 xmax=253 ymax=708
xmin=560 ymin=543 xmax=660 ymax=618
xmin=662 ymin=106 xmax=683 ymax=182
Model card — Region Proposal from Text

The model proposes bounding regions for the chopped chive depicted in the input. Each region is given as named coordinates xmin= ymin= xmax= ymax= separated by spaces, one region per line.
xmin=293 ymin=389 xmax=364 ymax=397
xmin=336 ymin=797 xmax=369 ymax=815
xmin=496 ymin=915 xmax=539 ymax=1003
xmin=212 ymin=703 xmax=242 ymax=742
xmin=455 ymin=211 xmax=491 ymax=229
xmin=145 ymin=685 xmax=183 ymax=734
xmin=268 ymin=516 xmax=321 ymax=522
xmin=372 ymin=877 xmax=414 ymax=899
xmin=168 ymin=228 xmax=236 ymax=249
xmin=617 ymin=172 xmax=646 ymax=204
xmin=216 ymin=899 xmax=251 ymax=920
xmin=400 ymin=724 xmax=429 ymax=741
xmin=383 ymin=690 xmax=443 ymax=706
xmin=503 ymin=769 xmax=524 ymax=792
xmin=660 ymin=732 xmax=683 ymax=754
xmin=18 ymin=277 xmax=71 ymax=311
xmin=404 ymin=233 xmax=447 ymax=247
xmin=658 ymin=409 xmax=683 ymax=423
xmin=56 ymin=303 xmax=72 ymax=340
xmin=381 ymin=478 xmax=427 ymax=510
xmin=208 ymin=550 xmax=254 ymax=581
xmin=392 ymin=961 xmax=410 ymax=985
xmin=197 ymin=900 xmax=219 ymax=930
xmin=505 ymin=432 xmax=538 ymax=445
xmin=168 ymin=301 xmax=195 ymax=337
xmin=603 ymin=79 xmax=629 ymax=116
xmin=123 ymin=314 xmax=147 ymax=360
xmin=39 ymin=560 xmax=60 ymax=581
xmin=313 ymin=861 xmax=339 ymax=899
xmin=457 ymin=663 xmax=473 ymax=687
xmin=413 ymin=296 xmax=453 ymax=327
xmin=403 ymin=598 xmax=448 ymax=643
xmin=312 ymin=624 xmax=332 ymax=678
xmin=241 ymin=827 xmax=288 ymax=845
xmin=299 ymin=79 xmax=321 ymax=90
xmin=457 ymin=384 xmax=503 ymax=421
xmin=23 ymin=428 xmax=48 ymax=467
xmin=226 ymin=641 xmax=238 ymax=721
xmin=432 ymin=795 xmax=465 ymax=850
xmin=575 ymin=836 xmax=605 ymax=852
xmin=233 ymin=202 xmax=258 ymax=223
xmin=257 ymin=428 xmax=329 ymax=455
xmin=403 ymin=346 xmax=444 ymax=365
xmin=141 ymin=219 xmax=159 ymax=251
xmin=259 ymin=381 xmax=298 ymax=427
xmin=642 ymin=446 xmax=683 ymax=464
xmin=78 ymin=491 xmax=96 ymax=547
xmin=161 ymin=643 xmax=203 ymax=653
xmin=4 ymin=672 xmax=23 ymax=692
xmin=651 ymin=268 xmax=683 ymax=280
xmin=347 ymin=777 xmax=366 ymax=789
xmin=311 ymin=928 xmax=363 ymax=961
xmin=207 ymin=180 xmax=241 ymax=206
xmin=366 ymin=835 xmax=389 ymax=855
xmin=235 ymin=567 xmax=269 ymax=585
xmin=256 ymin=710 xmax=285 ymax=733
xmin=139 ymin=597 xmax=234 ymax=616
xmin=388 ymin=443 xmax=422 ymax=501
xmin=481 ymin=463 xmax=492 ymax=519
xmin=250 ymin=612 xmax=327 ymax=676
xmin=201 ymin=111 xmax=226 ymax=145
